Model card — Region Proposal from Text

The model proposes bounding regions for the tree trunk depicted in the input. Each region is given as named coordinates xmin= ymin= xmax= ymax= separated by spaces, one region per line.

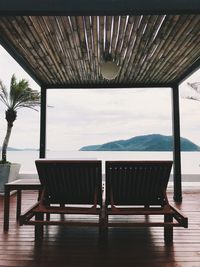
xmin=1 ymin=109 xmax=16 ymax=163
xmin=2 ymin=122 xmax=13 ymax=163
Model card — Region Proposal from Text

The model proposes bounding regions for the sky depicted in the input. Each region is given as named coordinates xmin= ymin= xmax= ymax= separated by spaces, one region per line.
xmin=0 ymin=44 xmax=200 ymax=151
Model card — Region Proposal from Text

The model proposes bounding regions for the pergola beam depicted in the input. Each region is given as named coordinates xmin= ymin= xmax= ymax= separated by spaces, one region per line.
xmin=44 ymin=83 xmax=174 ymax=89
xmin=0 ymin=0 xmax=200 ymax=15
xmin=177 ymin=59 xmax=200 ymax=85
xmin=172 ymin=84 xmax=182 ymax=202
xmin=0 ymin=35 xmax=42 ymax=86
xmin=39 ymin=87 xmax=47 ymax=159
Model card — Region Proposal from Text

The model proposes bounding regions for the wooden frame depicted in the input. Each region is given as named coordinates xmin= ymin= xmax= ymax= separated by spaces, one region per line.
xmin=3 ymin=179 xmax=41 ymax=231
xmin=1 ymin=0 xmax=200 ymax=16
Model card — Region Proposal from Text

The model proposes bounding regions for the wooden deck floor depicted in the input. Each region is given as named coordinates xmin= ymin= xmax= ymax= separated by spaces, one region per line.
xmin=0 ymin=185 xmax=200 ymax=267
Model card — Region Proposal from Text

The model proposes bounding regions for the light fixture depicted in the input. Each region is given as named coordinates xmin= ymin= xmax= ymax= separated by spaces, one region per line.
xmin=100 ymin=54 xmax=119 ymax=80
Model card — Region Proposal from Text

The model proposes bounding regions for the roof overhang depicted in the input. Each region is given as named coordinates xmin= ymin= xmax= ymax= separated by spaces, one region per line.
xmin=1 ymin=0 xmax=200 ymax=16
xmin=0 ymin=1 xmax=200 ymax=88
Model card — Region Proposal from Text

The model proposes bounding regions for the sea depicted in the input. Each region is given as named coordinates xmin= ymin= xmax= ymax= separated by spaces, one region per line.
xmin=7 ymin=150 xmax=200 ymax=181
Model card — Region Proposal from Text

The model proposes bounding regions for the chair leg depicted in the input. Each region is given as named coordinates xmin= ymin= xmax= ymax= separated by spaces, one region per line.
xmin=99 ymin=213 xmax=108 ymax=242
xmin=35 ymin=213 xmax=44 ymax=241
xmin=46 ymin=213 xmax=50 ymax=221
xmin=60 ymin=204 xmax=65 ymax=221
xmin=164 ymin=214 xmax=173 ymax=243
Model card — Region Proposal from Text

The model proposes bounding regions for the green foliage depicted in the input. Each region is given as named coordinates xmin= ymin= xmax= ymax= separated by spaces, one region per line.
xmin=0 ymin=74 xmax=40 ymax=111
xmin=0 ymin=74 xmax=40 ymax=163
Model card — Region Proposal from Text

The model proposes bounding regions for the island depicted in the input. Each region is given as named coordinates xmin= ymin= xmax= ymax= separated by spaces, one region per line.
xmin=0 ymin=147 xmax=39 ymax=151
xmin=79 ymin=134 xmax=200 ymax=151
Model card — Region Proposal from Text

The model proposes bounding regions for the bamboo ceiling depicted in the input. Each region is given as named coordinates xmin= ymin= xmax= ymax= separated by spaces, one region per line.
xmin=0 ymin=15 xmax=200 ymax=87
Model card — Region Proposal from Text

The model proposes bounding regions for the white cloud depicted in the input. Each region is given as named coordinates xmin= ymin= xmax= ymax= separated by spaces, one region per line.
xmin=46 ymin=88 xmax=173 ymax=150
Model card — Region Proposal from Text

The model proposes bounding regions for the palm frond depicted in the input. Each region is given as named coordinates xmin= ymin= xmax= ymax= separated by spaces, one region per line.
xmin=185 ymin=82 xmax=200 ymax=101
xmin=185 ymin=96 xmax=200 ymax=101
xmin=0 ymin=80 xmax=10 ymax=108
xmin=0 ymin=74 xmax=40 ymax=111
xmin=187 ymin=82 xmax=200 ymax=92
xmin=13 ymin=89 xmax=40 ymax=110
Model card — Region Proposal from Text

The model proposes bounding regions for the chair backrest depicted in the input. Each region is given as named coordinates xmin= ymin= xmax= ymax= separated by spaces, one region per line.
xmin=35 ymin=160 xmax=102 ymax=206
xmin=106 ymin=161 xmax=173 ymax=206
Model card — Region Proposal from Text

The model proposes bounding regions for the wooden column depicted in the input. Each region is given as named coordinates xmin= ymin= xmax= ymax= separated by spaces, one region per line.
xmin=172 ymin=84 xmax=182 ymax=202
xmin=39 ymin=87 xmax=47 ymax=158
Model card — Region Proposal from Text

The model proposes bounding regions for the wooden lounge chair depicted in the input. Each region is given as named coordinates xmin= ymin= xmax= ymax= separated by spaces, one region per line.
xmin=20 ymin=160 xmax=103 ymax=239
xmin=104 ymin=161 xmax=188 ymax=243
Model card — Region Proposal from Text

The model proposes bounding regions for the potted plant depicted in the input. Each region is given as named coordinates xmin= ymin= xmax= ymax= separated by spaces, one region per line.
xmin=0 ymin=74 xmax=40 ymax=193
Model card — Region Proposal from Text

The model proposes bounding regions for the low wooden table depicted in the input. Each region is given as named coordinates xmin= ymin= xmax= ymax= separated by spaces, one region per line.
xmin=4 ymin=179 xmax=42 ymax=231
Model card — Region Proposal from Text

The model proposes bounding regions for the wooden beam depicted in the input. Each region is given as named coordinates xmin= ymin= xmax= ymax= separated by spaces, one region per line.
xmin=171 ymin=85 xmax=182 ymax=202
xmin=0 ymin=0 xmax=200 ymax=15
xmin=0 ymin=35 xmax=42 ymax=86
xmin=176 ymin=59 xmax=200 ymax=85
xmin=43 ymin=83 xmax=173 ymax=89
xmin=39 ymin=87 xmax=47 ymax=158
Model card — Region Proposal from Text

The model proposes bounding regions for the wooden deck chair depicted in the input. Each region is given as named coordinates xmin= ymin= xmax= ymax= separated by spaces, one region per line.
xmin=104 ymin=161 xmax=188 ymax=243
xmin=20 ymin=160 xmax=103 ymax=240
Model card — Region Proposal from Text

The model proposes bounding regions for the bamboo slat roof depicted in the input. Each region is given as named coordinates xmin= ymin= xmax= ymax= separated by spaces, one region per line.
xmin=0 ymin=14 xmax=200 ymax=88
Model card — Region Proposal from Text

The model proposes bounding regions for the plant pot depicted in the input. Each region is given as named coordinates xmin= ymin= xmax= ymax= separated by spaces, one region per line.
xmin=0 ymin=163 xmax=21 ymax=193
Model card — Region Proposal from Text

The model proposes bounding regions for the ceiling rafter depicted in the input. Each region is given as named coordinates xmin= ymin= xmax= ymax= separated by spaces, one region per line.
xmin=0 ymin=14 xmax=200 ymax=88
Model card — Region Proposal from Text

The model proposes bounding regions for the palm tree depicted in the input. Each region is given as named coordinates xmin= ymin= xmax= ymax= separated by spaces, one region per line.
xmin=185 ymin=82 xmax=200 ymax=101
xmin=0 ymin=74 xmax=40 ymax=163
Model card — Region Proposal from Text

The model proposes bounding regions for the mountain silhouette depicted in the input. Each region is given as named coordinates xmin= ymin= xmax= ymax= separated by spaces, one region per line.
xmin=80 ymin=134 xmax=200 ymax=151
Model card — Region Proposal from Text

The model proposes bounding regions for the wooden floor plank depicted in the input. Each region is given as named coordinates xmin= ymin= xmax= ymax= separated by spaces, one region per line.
xmin=0 ymin=186 xmax=200 ymax=267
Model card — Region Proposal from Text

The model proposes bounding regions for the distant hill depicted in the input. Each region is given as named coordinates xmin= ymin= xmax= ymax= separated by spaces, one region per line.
xmin=0 ymin=147 xmax=39 ymax=151
xmin=80 ymin=134 xmax=200 ymax=151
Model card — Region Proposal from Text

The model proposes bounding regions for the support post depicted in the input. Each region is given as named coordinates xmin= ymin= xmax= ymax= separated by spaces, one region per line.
xmin=172 ymin=85 xmax=182 ymax=202
xmin=39 ymin=87 xmax=47 ymax=158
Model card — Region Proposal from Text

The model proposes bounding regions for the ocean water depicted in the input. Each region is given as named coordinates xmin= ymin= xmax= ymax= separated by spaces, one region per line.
xmin=6 ymin=150 xmax=200 ymax=176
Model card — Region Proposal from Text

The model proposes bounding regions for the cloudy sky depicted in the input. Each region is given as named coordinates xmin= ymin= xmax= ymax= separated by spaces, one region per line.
xmin=0 ymin=45 xmax=200 ymax=151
